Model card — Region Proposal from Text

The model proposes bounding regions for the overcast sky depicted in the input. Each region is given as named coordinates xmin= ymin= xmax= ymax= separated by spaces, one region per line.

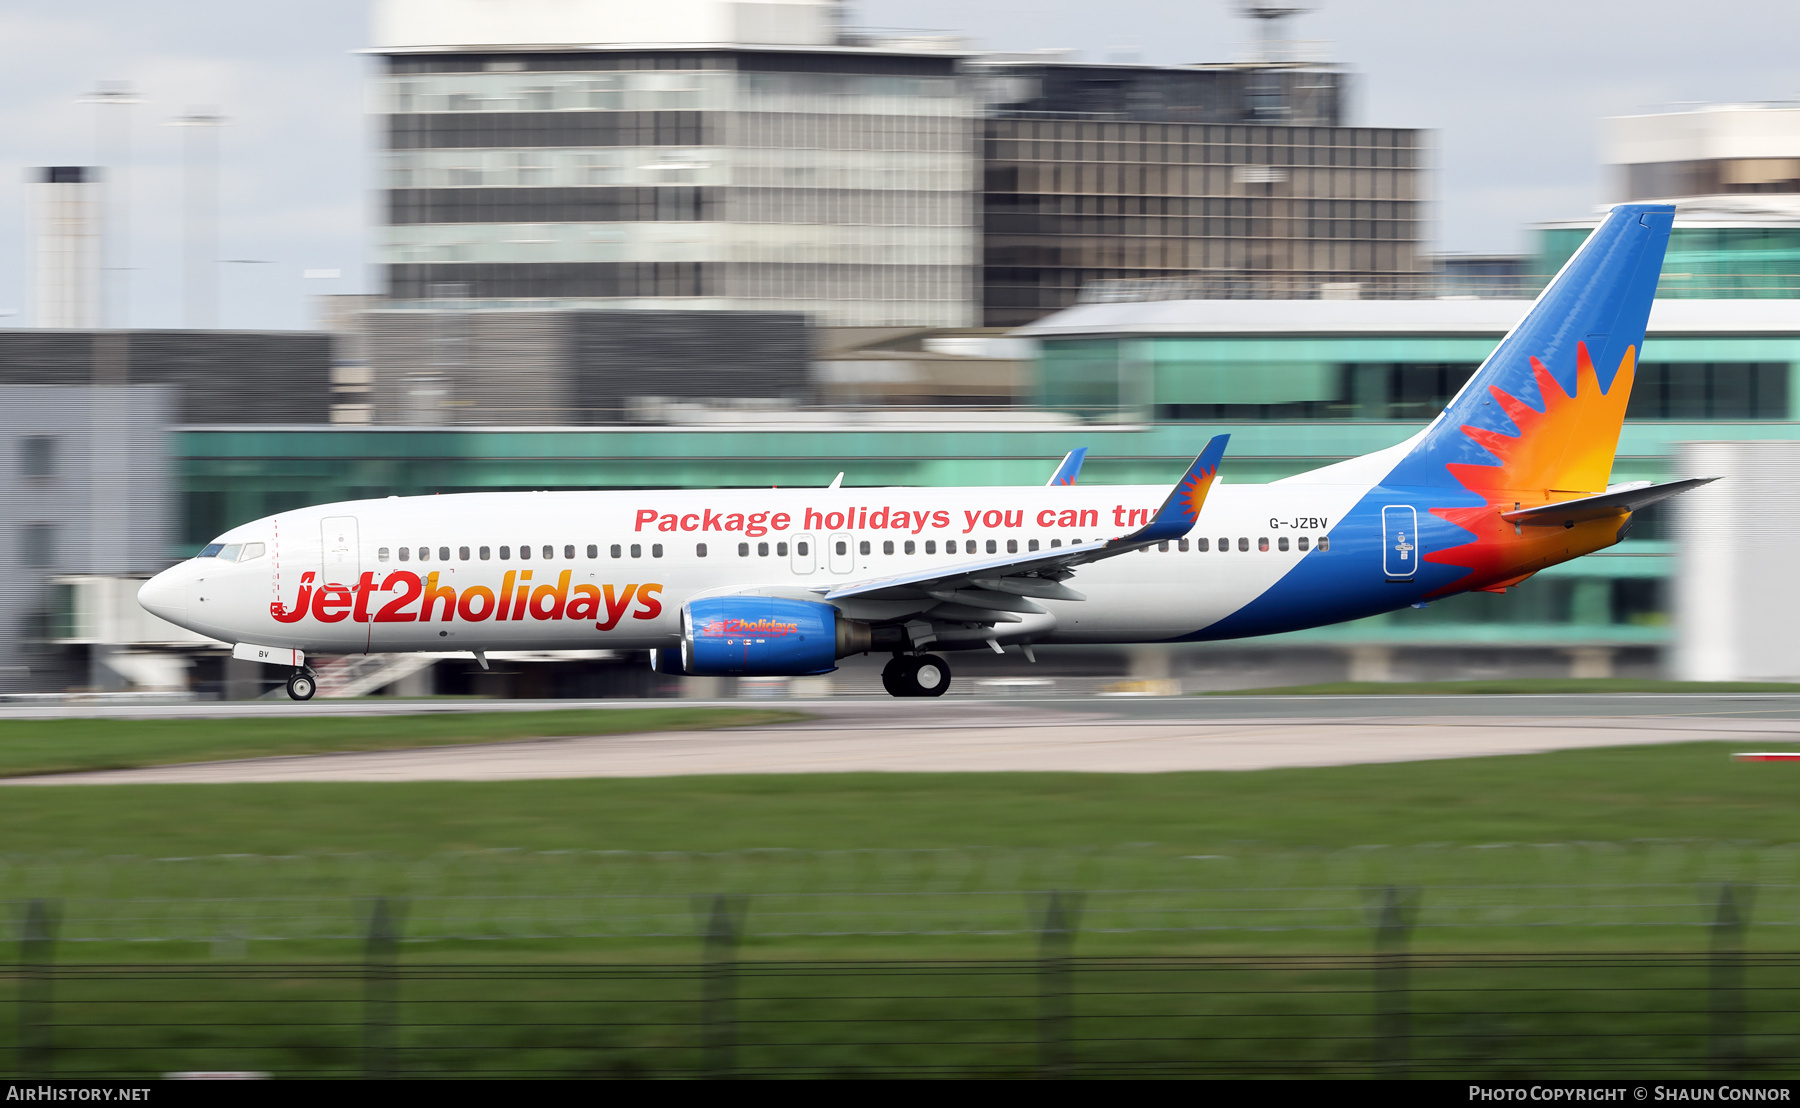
xmin=0 ymin=0 xmax=1793 ymax=331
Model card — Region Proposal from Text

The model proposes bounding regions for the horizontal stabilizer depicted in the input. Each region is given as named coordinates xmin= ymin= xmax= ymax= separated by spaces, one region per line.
xmin=1499 ymin=477 xmax=1719 ymax=525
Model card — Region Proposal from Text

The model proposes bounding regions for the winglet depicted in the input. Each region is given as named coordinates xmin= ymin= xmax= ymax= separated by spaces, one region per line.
xmin=1046 ymin=447 xmax=1087 ymax=486
xmin=1122 ymin=435 xmax=1229 ymax=545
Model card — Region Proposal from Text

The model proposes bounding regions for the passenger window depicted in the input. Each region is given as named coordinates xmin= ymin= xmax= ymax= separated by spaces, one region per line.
xmin=1238 ymin=538 xmax=1249 ymax=552
xmin=905 ymin=540 xmax=916 ymax=554
xmin=519 ymin=545 xmax=531 ymax=560
xmin=500 ymin=546 xmax=511 ymax=560
xmin=835 ymin=541 xmax=847 ymax=556
xmin=945 ymin=540 xmax=957 ymax=554
xmin=563 ymin=545 xmax=574 ymax=559
xmin=1258 ymin=537 xmax=1270 ymax=552
xmin=630 ymin=544 xmax=642 ymax=558
xmin=240 ymin=543 xmax=265 ymax=562
xmin=399 ymin=547 xmax=411 ymax=562
xmin=1178 ymin=539 xmax=1189 ymax=552
xmin=421 ymin=547 xmax=433 ymax=562
xmin=1196 ymin=538 xmax=1209 ymax=552
xmin=777 ymin=542 xmax=788 ymax=556
xmin=1318 ymin=536 xmax=1331 ymax=552
xmin=543 ymin=545 xmax=553 ymax=559
xmin=438 ymin=547 xmax=450 ymax=562
xmin=459 ymin=546 xmax=470 ymax=561
xmin=610 ymin=544 xmax=621 ymax=559
xmin=1278 ymin=537 xmax=1289 ymax=552
xmin=378 ymin=547 xmax=391 ymax=562
xmin=1028 ymin=539 xmax=1038 ymax=552
xmin=1050 ymin=539 xmax=1061 ymax=549
xmin=587 ymin=545 xmax=598 ymax=559
xmin=219 ymin=544 xmax=243 ymax=562
xmin=652 ymin=544 xmax=663 ymax=558
xmin=758 ymin=542 xmax=769 ymax=557
xmin=1007 ymin=539 xmax=1018 ymax=554
xmin=1298 ymin=536 xmax=1310 ymax=552
xmin=883 ymin=540 xmax=894 ymax=555
xmin=1219 ymin=537 xmax=1229 ymax=551
xmin=479 ymin=546 xmax=491 ymax=560
xmin=1158 ymin=541 xmax=1169 ymax=553
xmin=859 ymin=540 xmax=870 ymax=555
xmin=738 ymin=542 xmax=749 ymax=557
xmin=925 ymin=540 xmax=936 ymax=554
xmin=697 ymin=543 xmax=708 ymax=557
xmin=986 ymin=540 xmax=997 ymax=554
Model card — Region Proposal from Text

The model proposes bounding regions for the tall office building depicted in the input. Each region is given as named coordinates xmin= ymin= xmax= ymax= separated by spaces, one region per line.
xmin=371 ymin=0 xmax=980 ymax=328
xmin=30 ymin=167 xmax=102 ymax=329
xmin=977 ymin=58 xmax=1428 ymax=326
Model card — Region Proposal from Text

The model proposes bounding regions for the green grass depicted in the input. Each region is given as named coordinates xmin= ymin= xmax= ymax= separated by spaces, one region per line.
xmin=5 ymin=741 xmax=1799 ymax=1077
xmin=1206 ymin=678 xmax=1800 ymax=695
xmin=0 ymin=708 xmax=803 ymax=778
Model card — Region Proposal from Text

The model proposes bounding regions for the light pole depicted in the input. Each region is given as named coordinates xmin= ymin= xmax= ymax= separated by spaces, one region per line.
xmin=77 ymin=83 xmax=140 ymax=329
xmin=170 ymin=109 xmax=227 ymax=329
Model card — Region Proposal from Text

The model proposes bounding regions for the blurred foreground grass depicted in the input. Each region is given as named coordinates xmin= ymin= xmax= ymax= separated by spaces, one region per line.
xmin=5 ymin=741 xmax=1800 ymax=1077
xmin=1209 ymin=678 xmax=1800 ymax=695
xmin=0 ymin=708 xmax=803 ymax=777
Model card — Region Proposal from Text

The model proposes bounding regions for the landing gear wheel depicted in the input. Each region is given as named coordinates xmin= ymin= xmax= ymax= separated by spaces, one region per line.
xmin=881 ymin=655 xmax=913 ymax=697
xmin=286 ymin=670 xmax=317 ymax=702
xmin=911 ymin=655 xmax=951 ymax=698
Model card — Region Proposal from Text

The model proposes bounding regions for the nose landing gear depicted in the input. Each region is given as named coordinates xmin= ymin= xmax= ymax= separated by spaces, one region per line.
xmin=881 ymin=653 xmax=952 ymax=698
xmin=285 ymin=668 xmax=318 ymax=702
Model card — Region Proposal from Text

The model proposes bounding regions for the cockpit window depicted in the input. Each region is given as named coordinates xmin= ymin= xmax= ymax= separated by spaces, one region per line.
xmin=239 ymin=543 xmax=266 ymax=562
xmin=197 ymin=543 xmax=225 ymax=558
xmin=219 ymin=544 xmax=244 ymax=562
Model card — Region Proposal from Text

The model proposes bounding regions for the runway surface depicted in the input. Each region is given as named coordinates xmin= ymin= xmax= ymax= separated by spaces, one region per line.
xmin=7 ymin=695 xmax=1799 ymax=784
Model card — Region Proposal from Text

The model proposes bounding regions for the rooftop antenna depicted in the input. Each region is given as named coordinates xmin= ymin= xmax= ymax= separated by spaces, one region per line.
xmin=1234 ymin=2 xmax=1311 ymax=64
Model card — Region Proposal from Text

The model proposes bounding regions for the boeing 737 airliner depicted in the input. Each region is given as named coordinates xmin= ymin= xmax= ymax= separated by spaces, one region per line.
xmin=139 ymin=203 xmax=1709 ymax=701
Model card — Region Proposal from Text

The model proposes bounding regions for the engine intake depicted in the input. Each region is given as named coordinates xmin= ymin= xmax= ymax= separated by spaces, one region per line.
xmin=680 ymin=596 xmax=871 ymax=677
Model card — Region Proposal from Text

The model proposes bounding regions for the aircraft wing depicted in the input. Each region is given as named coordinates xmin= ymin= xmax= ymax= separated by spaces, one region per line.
xmin=1498 ymin=477 xmax=1718 ymax=525
xmin=1045 ymin=447 xmax=1087 ymax=486
xmin=822 ymin=436 xmax=1228 ymax=612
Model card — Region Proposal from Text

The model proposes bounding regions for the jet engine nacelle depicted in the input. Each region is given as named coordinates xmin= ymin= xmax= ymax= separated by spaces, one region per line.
xmin=679 ymin=596 xmax=872 ymax=677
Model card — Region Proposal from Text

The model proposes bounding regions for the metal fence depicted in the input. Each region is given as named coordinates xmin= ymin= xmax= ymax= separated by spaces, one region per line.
xmin=7 ymin=888 xmax=1797 ymax=1079
xmin=6 ymin=845 xmax=1800 ymax=946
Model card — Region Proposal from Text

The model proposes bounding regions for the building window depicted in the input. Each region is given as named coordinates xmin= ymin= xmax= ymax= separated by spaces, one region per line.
xmin=20 ymin=523 xmax=55 ymax=568
xmin=19 ymin=436 xmax=55 ymax=479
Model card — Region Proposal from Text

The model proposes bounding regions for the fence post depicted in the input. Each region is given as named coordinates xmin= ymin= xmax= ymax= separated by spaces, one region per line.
xmin=363 ymin=897 xmax=403 ymax=1080
xmin=17 ymin=899 xmax=56 ymax=1079
xmin=1036 ymin=890 xmax=1083 ymax=1079
xmin=1373 ymin=886 xmax=1415 ymax=1076
xmin=1710 ymin=883 xmax=1750 ymax=1076
xmin=700 ymin=894 xmax=745 ymax=1080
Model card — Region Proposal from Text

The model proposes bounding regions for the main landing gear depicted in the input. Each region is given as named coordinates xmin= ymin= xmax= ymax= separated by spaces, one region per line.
xmin=285 ymin=668 xmax=317 ymax=702
xmin=882 ymin=654 xmax=951 ymax=698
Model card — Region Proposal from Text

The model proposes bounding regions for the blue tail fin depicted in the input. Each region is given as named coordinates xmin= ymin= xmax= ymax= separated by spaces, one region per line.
xmin=1385 ymin=204 xmax=1673 ymax=494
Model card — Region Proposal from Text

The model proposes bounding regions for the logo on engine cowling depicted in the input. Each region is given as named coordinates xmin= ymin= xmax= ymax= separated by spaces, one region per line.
xmin=700 ymin=617 xmax=800 ymax=638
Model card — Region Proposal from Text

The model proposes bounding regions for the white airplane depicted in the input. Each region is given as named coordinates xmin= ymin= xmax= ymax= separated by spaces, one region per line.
xmin=139 ymin=204 xmax=1709 ymax=701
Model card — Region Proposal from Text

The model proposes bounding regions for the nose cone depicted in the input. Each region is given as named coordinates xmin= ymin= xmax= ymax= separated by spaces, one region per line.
xmin=137 ymin=569 xmax=187 ymax=624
